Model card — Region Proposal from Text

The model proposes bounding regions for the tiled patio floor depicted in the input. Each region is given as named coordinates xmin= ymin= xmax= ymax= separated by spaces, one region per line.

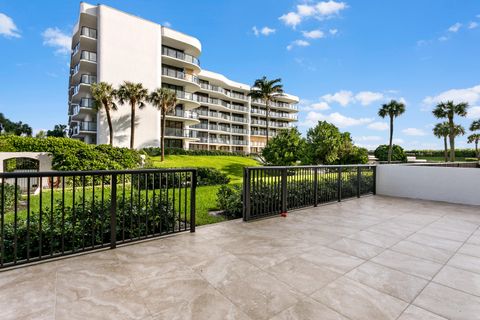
xmin=1 ymin=196 xmax=480 ymax=320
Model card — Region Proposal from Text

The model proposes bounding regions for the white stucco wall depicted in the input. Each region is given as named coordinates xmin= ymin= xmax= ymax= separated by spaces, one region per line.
xmin=376 ymin=164 xmax=480 ymax=206
xmin=97 ymin=5 xmax=161 ymax=148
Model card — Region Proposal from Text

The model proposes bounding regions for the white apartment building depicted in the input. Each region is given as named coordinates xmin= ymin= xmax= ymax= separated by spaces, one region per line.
xmin=68 ymin=2 xmax=299 ymax=153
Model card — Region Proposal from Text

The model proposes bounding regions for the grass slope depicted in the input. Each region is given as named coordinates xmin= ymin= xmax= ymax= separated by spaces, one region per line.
xmin=151 ymin=155 xmax=259 ymax=225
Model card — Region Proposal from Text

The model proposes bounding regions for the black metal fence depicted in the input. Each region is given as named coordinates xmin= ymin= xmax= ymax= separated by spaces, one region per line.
xmin=0 ymin=168 xmax=196 ymax=269
xmin=243 ymin=165 xmax=376 ymax=221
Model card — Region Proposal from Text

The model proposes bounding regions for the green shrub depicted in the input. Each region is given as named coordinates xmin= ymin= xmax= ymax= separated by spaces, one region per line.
xmin=465 ymin=158 xmax=480 ymax=162
xmin=216 ymin=185 xmax=243 ymax=218
xmin=197 ymin=168 xmax=230 ymax=186
xmin=406 ymin=149 xmax=477 ymax=158
xmin=0 ymin=135 xmax=142 ymax=171
xmin=0 ymin=183 xmax=21 ymax=211
xmin=374 ymin=144 xmax=407 ymax=162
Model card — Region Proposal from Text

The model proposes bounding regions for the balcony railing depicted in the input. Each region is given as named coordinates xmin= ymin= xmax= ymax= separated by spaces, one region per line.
xmin=199 ymin=83 xmax=248 ymax=101
xmin=71 ymin=63 xmax=80 ymax=75
xmin=252 ymin=98 xmax=298 ymax=110
xmin=80 ymin=51 xmax=97 ymax=63
xmin=81 ymin=26 xmax=97 ymax=39
xmin=80 ymin=74 xmax=97 ymax=85
xmin=232 ymin=116 xmax=247 ymax=123
xmin=162 ymin=68 xmax=199 ymax=84
xmin=231 ymin=128 xmax=248 ymax=134
xmin=209 ymin=137 xmax=230 ymax=144
xmin=164 ymin=128 xmax=194 ymax=138
xmin=191 ymin=123 xmax=208 ymax=130
xmin=72 ymin=42 xmax=80 ymax=56
xmin=175 ymin=91 xmax=198 ymax=102
xmin=196 ymin=95 xmax=248 ymax=112
xmin=251 ymin=109 xmax=298 ymax=120
xmin=243 ymin=165 xmax=376 ymax=221
xmin=162 ymin=46 xmax=199 ymax=66
xmin=209 ymin=125 xmax=231 ymax=133
xmin=77 ymin=121 xmax=97 ymax=132
xmin=232 ymin=140 xmax=248 ymax=145
xmin=166 ymin=110 xmax=198 ymax=119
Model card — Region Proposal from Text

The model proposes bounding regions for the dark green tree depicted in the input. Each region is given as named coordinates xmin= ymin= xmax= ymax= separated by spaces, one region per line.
xmin=0 ymin=113 xmax=32 ymax=136
xmin=262 ymin=127 xmax=305 ymax=165
xmin=46 ymin=124 xmax=67 ymax=137
xmin=374 ymin=144 xmax=407 ymax=162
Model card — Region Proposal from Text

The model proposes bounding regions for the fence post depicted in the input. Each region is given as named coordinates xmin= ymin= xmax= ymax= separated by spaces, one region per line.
xmin=190 ymin=169 xmax=196 ymax=232
xmin=110 ymin=174 xmax=117 ymax=249
xmin=281 ymin=168 xmax=287 ymax=216
xmin=313 ymin=167 xmax=319 ymax=207
xmin=243 ymin=168 xmax=251 ymax=221
xmin=337 ymin=167 xmax=342 ymax=202
xmin=357 ymin=166 xmax=361 ymax=198
xmin=372 ymin=166 xmax=377 ymax=195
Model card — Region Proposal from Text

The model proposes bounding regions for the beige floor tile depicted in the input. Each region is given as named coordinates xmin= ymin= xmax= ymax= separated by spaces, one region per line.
xmin=265 ymin=257 xmax=341 ymax=295
xmin=434 ymin=265 xmax=480 ymax=296
xmin=217 ymin=271 xmax=300 ymax=320
xmin=347 ymin=230 xmax=402 ymax=248
xmin=346 ymin=261 xmax=429 ymax=302
xmin=269 ymin=298 xmax=348 ymax=320
xmin=390 ymin=240 xmax=454 ymax=264
xmin=56 ymin=284 xmax=151 ymax=320
xmin=458 ymin=243 xmax=480 ymax=258
xmin=448 ymin=253 xmax=480 ymax=274
xmin=397 ymin=305 xmax=447 ymax=320
xmin=327 ymin=238 xmax=385 ymax=259
xmin=467 ymin=233 xmax=480 ymax=245
xmin=371 ymin=250 xmax=443 ymax=280
xmin=312 ymin=276 xmax=408 ymax=320
xmin=300 ymin=246 xmax=364 ymax=273
xmin=418 ymin=226 xmax=472 ymax=242
xmin=407 ymin=233 xmax=463 ymax=252
xmin=414 ymin=282 xmax=480 ymax=320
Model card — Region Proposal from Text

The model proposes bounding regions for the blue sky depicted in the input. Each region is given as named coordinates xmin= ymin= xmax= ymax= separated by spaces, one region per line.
xmin=0 ymin=0 xmax=479 ymax=150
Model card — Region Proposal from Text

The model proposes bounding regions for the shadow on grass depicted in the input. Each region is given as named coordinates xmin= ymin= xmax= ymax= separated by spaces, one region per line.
xmin=222 ymin=163 xmax=246 ymax=181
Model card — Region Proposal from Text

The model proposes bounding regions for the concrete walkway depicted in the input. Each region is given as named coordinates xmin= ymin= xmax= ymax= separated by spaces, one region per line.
xmin=1 ymin=196 xmax=480 ymax=320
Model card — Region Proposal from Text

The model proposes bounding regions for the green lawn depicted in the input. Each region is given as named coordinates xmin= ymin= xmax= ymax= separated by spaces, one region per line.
xmin=415 ymin=156 xmax=473 ymax=162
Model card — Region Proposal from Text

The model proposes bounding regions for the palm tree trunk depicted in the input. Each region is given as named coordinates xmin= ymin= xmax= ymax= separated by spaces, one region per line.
xmin=388 ymin=115 xmax=393 ymax=163
xmin=130 ymin=102 xmax=135 ymax=149
xmin=265 ymin=100 xmax=270 ymax=144
xmin=448 ymin=119 xmax=455 ymax=162
xmin=105 ymin=106 xmax=114 ymax=146
xmin=161 ymin=109 xmax=166 ymax=162
xmin=443 ymin=136 xmax=448 ymax=162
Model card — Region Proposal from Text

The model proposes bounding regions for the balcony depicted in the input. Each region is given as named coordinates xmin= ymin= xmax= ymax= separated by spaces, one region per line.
xmin=197 ymin=96 xmax=248 ymax=113
xmin=161 ymin=67 xmax=200 ymax=91
xmin=175 ymin=91 xmax=200 ymax=109
xmin=252 ymin=98 xmax=298 ymax=111
xmin=231 ymin=128 xmax=248 ymax=135
xmin=199 ymin=83 xmax=248 ymax=102
xmin=251 ymin=109 xmax=298 ymax=121
xmin=165 ymin=109 xmax=200 ymax=125
xmin=231 ymin=140 xmax=248 ymax=145
xmin=209 ymin=137 xmax=230 ymax=144
xmin=163 ymin=128 xmax=198 ymax=139
xmin=71 ymin=121 xmax=97 ymax=135
xmin=209 ymin=124 xmax=231 ymax=133
xmin=80 ymin=51 xmax=97 ymax=63
xmin=70 ymin=99 xmax=95 ymax=119
xmin=162 ymin=46 xmax=200 ymax=72
xmin=80 ymin=74 xmax=97 ymax=85
xmin=80 ymin=26 xmax=97 ymax=39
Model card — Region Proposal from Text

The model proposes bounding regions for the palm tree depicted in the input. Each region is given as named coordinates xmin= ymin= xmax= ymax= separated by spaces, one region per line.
xmin=91 ymin=82 xmax=117 ymax=146
xmin=248 ymin=77 xmax=284 ymax=142
xmin=378 ymin=100 xmax=406 ymax=163
xmin=117 ymin=82 xmax=149 ymax=149
xmin=467 ymin=134 xmax=480 ymax=159
xmin=432 ymin=101 xmax=468 ymax=162
xmin=148 ymin=88 xmax=177 ymax=161
xmin=470 ymin=119 xmax=480 ymax=132
xmin=433 ymin=122 xmax=450 ymax=162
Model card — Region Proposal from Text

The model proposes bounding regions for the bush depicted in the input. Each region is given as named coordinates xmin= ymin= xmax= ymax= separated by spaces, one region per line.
xmin=216 ymin=185 xmax=243 ymax=218
xmin=262 ymin=128 xmax=305 ymax=165
xmin=143 ymin=147 xmax=249 ymax=157
xmin=0 ymin=136 xmax=142 ymax=171
xmin=197 ymin=168 xmax=230 ymax=186
xmin=0 ymin=183 xmax=21 ymax=211
xmin=406 ymin=149 xmax=477 ymax=158
xmin=374 ymin=144 xmax=407 ymax=162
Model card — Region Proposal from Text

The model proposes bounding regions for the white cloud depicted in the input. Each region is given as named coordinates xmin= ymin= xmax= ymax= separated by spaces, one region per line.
xmin=163 ymin=21 xmax=172 ymax=27
xmin=42 ymin=27 xmax=70 ymax=54
xmin=355 ymin=91 xmax=384 ymax=106
xmin=467 ymin=106 xmax=480 ymax=119
xmin=311 ymin=102 xmax=331 ymax=110
xmin=329 ymin=28 xmax=338 ymax=35
xmin=322 ymin=90 xmax=354 ymax=106
xmin=438 ymin=36 xmax=449 ymax=41
xmin=367 ymin=122 xmax=389 ymax=131
xmin=354 ymin=135 xmax=382 ymax=142
xmin=279 ymin=12 xmax=302 ymax=28
xmin=468 ymin=22 xmax=478 ymax=29
xmin=287 ymin=39 xmax=310 ymax=50
xmin=302 ymin=29 xmax=325 ymax=39
xmin=402 ymin=128 xmax=426 ymax=136
xmin=302 ymin=111 xmax=373 ymax=128
xmin=393 ymin=138 xmax=404 ymax=144
xmin=423 ymin=84 xmax=480 ymax=106
xmin=448 ymin=22 xmax=462 ymax=32
xmin=253 ymin=26 xmax=276 ymax=36
xmin=279 ymin=1 xmax=348 ymax=28
xmin=0 ymin=13 xmax=21 ymax=38
xmin=315 ymin=1 xmax=348 ymax=17
xmin=298 ymin=99 xmax=330 ymax=111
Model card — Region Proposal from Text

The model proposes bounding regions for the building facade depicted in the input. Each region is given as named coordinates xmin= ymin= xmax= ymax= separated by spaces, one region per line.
xmin=68 ymin=3 xmax=299 ymax=153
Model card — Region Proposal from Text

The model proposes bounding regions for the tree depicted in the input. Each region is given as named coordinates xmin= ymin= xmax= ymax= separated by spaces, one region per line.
xmin=374 ymin=145 xmax=407 ymax=162
xmin=117 ymin=82 xmax=149 ymax=149
xmin=46 ymin=124 xmax=67 ymax=137
xmin=147 ymin=88 xmax=177 ymax=161
xmin=378 ymin=100 xmax=406 ymax=163
xmin=432 ymin=101 xmax=468 ymax=162
xmin=248 ymin=77 xmax=284 ymax=142
xmin=433 ymin=122 xmax=450 ymax=162
xmin=467 ymin=134 xmax=480 ymax=159
xmin=0 ymin=113 xmax=32 ymax=136
xmin=92 ymin=82 xmax=117 ymax=146
xmin=35 ymin=130 xmax=47 ymax=139
xmin=262 ymin=128 xmax=305 ymax=165
xmin=470 ymin=120 xmax=480 ymax=132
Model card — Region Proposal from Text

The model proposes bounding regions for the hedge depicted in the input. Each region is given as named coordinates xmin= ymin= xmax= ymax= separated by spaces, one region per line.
xmin=143 ymin=147 xmax=250 ymax=157
xmin=406 ymin=149 xmax=477 ymax=158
